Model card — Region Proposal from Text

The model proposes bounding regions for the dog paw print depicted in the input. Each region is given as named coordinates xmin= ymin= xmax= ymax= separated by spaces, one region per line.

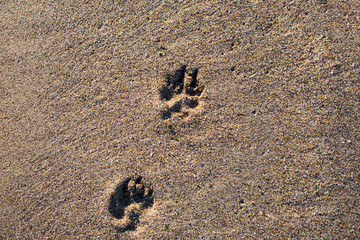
xmin=159 ymin=65 xmax=204 ymax=119
xmin=108 ymin=176 xmax=154 ymax=232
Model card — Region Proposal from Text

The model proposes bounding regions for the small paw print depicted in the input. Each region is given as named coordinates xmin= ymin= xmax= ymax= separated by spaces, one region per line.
xmin=108 ymin=176 xmax=154 ymax=232
xmin=159 ymin=65 xmax=204 ymax=119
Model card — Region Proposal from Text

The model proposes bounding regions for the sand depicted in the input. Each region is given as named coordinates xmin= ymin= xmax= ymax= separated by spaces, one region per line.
xmin=1 ymin=0 xmax=359 ymax=239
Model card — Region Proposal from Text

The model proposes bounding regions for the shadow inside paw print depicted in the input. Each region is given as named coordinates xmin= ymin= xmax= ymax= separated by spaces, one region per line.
xmin=159 ymin=65 xmax=204 ymax=119
xmin=159 ymin=64 xmax=186 ymax=100
xmin=185 ymin=67 xmax=203 ymax=96
xmin=108 ymin=176 xmax=154 ymax=232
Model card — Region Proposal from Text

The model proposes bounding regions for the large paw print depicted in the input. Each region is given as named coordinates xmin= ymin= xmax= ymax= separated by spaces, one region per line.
xmin=159 ymin=65 xmax=204 ymax=119
xmin=108 ymin=176 xmax=154 ymax=232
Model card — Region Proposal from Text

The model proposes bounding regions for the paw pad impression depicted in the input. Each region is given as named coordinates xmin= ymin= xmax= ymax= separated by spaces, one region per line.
xmin=159 ymin=65 xmax=204 ymax=119
xmin=108 ymin=176 xmax=154 ymax=232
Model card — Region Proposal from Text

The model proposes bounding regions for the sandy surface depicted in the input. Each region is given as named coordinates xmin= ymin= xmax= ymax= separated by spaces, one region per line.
xmin=1 ymin=0 xmax=359 ymax=239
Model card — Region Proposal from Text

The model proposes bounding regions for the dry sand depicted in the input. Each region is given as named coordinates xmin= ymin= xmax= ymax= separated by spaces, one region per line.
xmin=1 ymin=0 xmax=359 ymax=239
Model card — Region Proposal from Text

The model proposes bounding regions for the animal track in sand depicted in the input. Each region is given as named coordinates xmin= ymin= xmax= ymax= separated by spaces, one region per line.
xmin=159 ymin=64 xmax=204 ymax=119
xmin=108 ymin=176 xmax=154 ymax=232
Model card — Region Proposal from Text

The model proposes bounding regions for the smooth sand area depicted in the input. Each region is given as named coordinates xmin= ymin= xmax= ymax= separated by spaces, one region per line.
xmin=1 ymin=1 xmax=359 ymax=239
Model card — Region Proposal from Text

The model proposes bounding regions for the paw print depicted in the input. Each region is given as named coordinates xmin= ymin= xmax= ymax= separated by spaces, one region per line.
xmin=108 ymin=176 xmax=154 ymax=232
xmin=159 ymin=65 xmax=204 ymax=119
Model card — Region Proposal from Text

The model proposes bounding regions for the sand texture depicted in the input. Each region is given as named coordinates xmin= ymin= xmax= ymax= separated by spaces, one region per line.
xmin=1 ymin=0 xmax=359 ymax=239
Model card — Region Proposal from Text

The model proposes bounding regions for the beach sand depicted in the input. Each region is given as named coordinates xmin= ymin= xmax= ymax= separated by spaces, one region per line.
xmin=1 ymin=0 xmax=359 ymax=239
